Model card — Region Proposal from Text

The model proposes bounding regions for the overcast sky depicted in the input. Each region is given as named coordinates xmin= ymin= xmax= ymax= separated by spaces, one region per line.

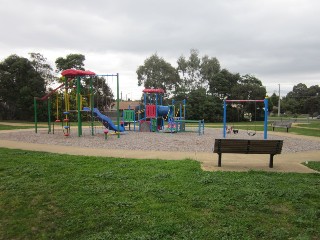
xmin=1 ymin=0 xmax=319 ymax=100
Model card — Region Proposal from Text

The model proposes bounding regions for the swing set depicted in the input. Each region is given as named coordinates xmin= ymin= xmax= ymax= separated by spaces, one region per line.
xmin=223 ymin=97 xmax=269 ymax=139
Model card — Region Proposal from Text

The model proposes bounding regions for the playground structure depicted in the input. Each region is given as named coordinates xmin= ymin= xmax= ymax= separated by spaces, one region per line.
xmin=34 ymin=69 xmax=123 ymax=138
xmin=138 ymin=88 xmax=205 ymax=135
xmin=139 ymin=88 xmax=172 ymax=132
xmin=34 ymin=73 xmax=204 ymax=138
xmin=223 ymin=97 xmax=269 ymax=139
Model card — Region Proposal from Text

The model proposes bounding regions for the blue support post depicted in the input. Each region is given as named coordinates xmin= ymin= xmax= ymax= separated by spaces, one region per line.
xmin=171 ymin=99 xmax=174 ymax=125
xmin=156 ymin=93 xmax=158 ymax=119
xmin=180 ymin=103 xmax=183 ymax=130
xmin=138 ymin=105 xmax=141 ymax=131
xmin=223 ymin=100 xmax=227 ymax=138
xmin=264 ymin=97 xmax=268 ymax=140
xmin=155 ymin=93 xmax=158 ymax=132
xmin=202 ymin=119 xmax=204 ymax=135
xmin=116 ymin=73 xmax=120 ymax=138
xmin=183 ymin=99 xmax=186 ymax=119
xmin=172 ymin=99 xmax=175 ymax=119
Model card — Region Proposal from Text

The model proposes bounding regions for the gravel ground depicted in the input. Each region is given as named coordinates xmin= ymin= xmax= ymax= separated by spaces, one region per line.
xmin=1 ymin=127 xmax=319 ymax=153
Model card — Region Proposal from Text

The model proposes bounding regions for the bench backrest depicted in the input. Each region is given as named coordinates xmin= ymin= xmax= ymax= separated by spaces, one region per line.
xmin=214 ymin=139 xmax=283 ymax=154
xmin=272 ymin=121 xmax=292 ymax=127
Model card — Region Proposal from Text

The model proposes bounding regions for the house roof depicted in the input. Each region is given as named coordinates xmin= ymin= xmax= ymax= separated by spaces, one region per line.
xmin=118 ymin=101 xmax=141 ymax=110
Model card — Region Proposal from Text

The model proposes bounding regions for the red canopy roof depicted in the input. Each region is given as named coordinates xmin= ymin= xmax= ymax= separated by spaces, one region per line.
xmin=143 ymin=88 xmax=165 ymax=94
xmin=61 ymin=69 xmax=96 ymax=77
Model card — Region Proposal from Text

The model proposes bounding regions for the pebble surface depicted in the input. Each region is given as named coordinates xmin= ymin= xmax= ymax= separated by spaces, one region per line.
xmin=1 ymin=127 xmax=319 ymax=154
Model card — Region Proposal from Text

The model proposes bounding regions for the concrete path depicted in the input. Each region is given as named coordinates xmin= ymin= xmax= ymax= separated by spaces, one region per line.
xmin=0 ymin=138 xmax=319 ymax=173
xmin=1 ymin=122 xmax=319 ymax=173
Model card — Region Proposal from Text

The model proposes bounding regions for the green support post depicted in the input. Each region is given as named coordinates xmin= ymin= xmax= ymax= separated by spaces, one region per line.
xmin=34 ymin=97 xmax=38 ymax=133
xmin=48 ymin=97 xmax=51 ymax=134
xmin=90 ymin=77 xmax=94 ymax=136
xmin=76 ymin=76 xmax=82 ymax=137
xmin=151 ymin=118 xmax=157 ymax=132
xmin=104 ymin=129 xmax=108 ymax=140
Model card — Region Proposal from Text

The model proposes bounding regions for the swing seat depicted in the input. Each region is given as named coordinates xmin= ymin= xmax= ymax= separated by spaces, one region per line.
xmin=63 ymin=126 xmax=70 ymax=129
xmin=55 ymin=119 xmax=61 ymax=122
xmin=247 ymin=131 xmax=256 ymax=136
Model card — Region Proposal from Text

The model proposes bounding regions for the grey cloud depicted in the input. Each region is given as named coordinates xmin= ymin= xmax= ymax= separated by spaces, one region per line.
xmin=1 ymin=0 xmax=319 ymax=98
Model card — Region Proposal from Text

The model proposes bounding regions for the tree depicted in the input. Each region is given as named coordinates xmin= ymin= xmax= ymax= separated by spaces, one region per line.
xmin=182 ymin=49 xmax=201 ymax=89
xmin=186 ymin=87 xmax=222 ymax=122
xmin=177 ymin=49 xmax=202 ymax=92
xmin=304 ymin=85 xmax=320 ymax=116
xmin=304 ymin=95 xmax=320 ymax=117
xmin=281 ymin=97 xmax=300 ymax=115
xmin=282 ymin=84 xmax=320 ymax=115
xmin=231 ymin=74 xmax=266 ymax=100
xmin=29 ymin=53 xmax=56 ymax=86
xmin=177 ymin=49 xmax=222 ymax=96
xmin=0 ymin=55 xmax=46 ymax=120
xmin=269 ymin=93 xmax=279 ymax=115
xmin=200 ymin=55 xmax=221 ymax=89
xmin=136 ymin=53 xmax=180 ymax=98
xmin=55 ymin=54 xmax=86 ymax=72
xmin=282 ymin=83 xmax=309 ymax=115
xmin=208 ymin=69 xmax=240 ymax=99
xmin=230 ymin=74 xmax=266 ymax=121
xmin=83 ymin=76 xmax=114 ymax=110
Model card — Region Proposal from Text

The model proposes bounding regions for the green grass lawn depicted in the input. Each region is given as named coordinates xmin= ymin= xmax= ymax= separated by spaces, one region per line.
xmin=203 ymin=121 xmax=320 ymax=137
xmin=0 ymin=124 xmax=36 ymax=131
xmin=1 ymin=148 xmax=319 ymax=239
xmin=303 ymin=161 xmax=320 ymax=172
xmin=295 ymin=122 xmax=320 ymax=129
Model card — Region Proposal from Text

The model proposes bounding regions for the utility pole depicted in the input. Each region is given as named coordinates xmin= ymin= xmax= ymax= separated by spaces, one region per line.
xmin=278 ymin=84 xmax=281 ymax=117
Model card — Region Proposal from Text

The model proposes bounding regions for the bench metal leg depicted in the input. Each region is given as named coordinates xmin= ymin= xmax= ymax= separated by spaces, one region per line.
xmin=218 ymin=153 xmax=222 ymax=167
xmin=269 ymin=154 xmax=274 ymax=168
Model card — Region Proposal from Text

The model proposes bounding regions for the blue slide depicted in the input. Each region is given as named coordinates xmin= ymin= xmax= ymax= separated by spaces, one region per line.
xmin=84 ymin=107 xmax=125 ymax=132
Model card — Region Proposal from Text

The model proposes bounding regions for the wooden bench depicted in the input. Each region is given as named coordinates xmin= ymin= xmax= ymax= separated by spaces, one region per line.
xmin=271 ymin=121 xmax=292 ymax=132
xmin=213 ymin=139 xmax=283 ymax=168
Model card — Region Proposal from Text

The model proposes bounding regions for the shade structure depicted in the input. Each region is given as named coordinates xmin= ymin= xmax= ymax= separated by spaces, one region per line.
xmin=142 ymin=88 xmax=165 ymax=94
xmin=61 ymin=69 xmax=96 ymax=77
